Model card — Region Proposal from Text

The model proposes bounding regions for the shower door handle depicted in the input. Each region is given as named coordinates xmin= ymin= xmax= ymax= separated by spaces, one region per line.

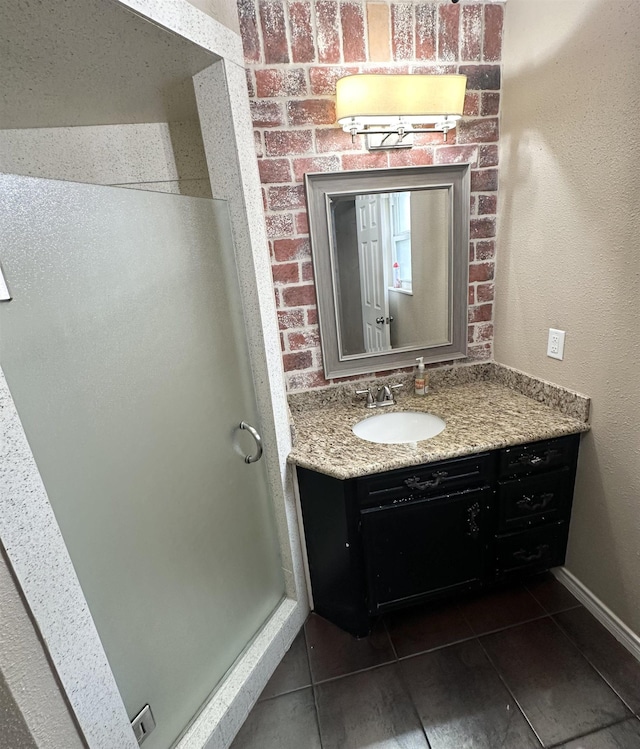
xmin=239 ymin=421 xmax=263 ymax=464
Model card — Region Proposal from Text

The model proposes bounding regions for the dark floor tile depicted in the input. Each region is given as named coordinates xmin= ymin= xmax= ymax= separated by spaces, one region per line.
xmin=401 ymin=639 xmax=541 ymax=749
xmin=305 ymin=613 xmax=395 ymax=683
xmin=458 ymin=584 xmax=547 ymax=635
xmin=526 ymin=573 xmax=580 ymax=614
xmin=385 ymin=599 xmax=474 ymax=658
xmin=230 ymin=688 xmax=321 ymax=749
xmin=315 ymin=663 xmax=429 ymax=748
xmin=259 ymin=631 xmax=310 ymax=700
xmin=557 ymin=718 xmax=640 ymax=748
xmin=482 ymin=618 xmax=630 ymax=747
xmin=554 ymin=607 xmax=640 ymax=713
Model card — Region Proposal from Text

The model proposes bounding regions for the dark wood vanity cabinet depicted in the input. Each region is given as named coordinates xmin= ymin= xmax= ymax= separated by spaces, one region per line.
xmin=297 ymin=434 xmax=580 ymax=636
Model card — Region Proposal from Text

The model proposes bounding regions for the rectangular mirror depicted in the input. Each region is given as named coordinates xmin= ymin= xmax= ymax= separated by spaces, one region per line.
xmin=305 ymin=164 xmax=470 ymax=378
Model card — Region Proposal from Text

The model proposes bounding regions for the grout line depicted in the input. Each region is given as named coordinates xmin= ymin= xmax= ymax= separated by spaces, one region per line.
xmin=475 ymin=636 xmax=545 ymax=748
xmin=549 ymin=613 xmax=638 ymax=716
xmin=544 ymin=716 xmax=636 ymax=749
xmin=464 ymin=612 xmax=550 ymax=639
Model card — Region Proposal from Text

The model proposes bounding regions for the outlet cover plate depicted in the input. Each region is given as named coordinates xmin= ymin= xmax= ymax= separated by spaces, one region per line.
xmin=547 ymin=328 xmax=566 ymax=360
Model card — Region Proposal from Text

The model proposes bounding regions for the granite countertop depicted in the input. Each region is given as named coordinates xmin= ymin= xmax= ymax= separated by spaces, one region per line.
xmin=288 ymin=379 xmax=590 ymax=480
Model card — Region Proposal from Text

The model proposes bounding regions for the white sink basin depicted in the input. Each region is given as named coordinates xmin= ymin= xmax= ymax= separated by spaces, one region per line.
xmin=352 ymin=411 xmax=446 ymax=444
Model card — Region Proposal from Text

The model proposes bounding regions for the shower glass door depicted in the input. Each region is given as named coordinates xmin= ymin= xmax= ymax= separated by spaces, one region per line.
xmin=0 ymin=174 xmax=285 ymax=749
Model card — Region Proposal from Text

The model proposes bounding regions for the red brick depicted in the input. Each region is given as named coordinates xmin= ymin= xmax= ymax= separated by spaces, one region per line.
xmin=341 ymin=151 xmax=389 ymax=171
xmin=411 ymin=64 xmax=457 ymax=75
xmin=340 ymin=2 xmax=366 ymax=62
xmin=258 ymin=158 xmax=292 ymax=183
xmin=467 ymin=342 xmax=492 ymax=361
xmin=469 ymin=262 xmax=495 ymax=282
xmin=268 ymin=184 xmax=306 ymax=211
xmin=309 ymin=66 xmax=358 ymax=95
xmin=262 ymin=188 xmax=267 ymax=210
xmin=478 ymin=144 xmax=499 ymax=168
xmin=470 ymin=217 xmax=496 ymax=239
xmin=265 ymin=129 xmax=313 ymax=156
xmin=295 ymin=212 xmax=309 ymax=234
xmin=481 ymin=92 xmax=500 ymax=117
xmin=438 ymin=3 xmax=459 ymax=62
xmin=265 ymin=213 xmax=294 ymax=238
xmin=457 ymin=118 xmax=499 ymax=144
xmin=293 ymin=155 xmax=340 ymax=182
xmin=274 ymin=287 xmax=281 ymax=306
xmin=283 ymin=350 xmax=313 ymax=371
xmin=435 ymin=145 xmax=478 ymax=166
xmin=271 ymin=262 xmax=300 ymax=284
xmin=468 ymin=325 xmax=474 ymax=344
xmin=475 ymin=240 xmax=495 ymax=260
xmin=477 ymin=194 xmax=497 ymax=215
xmin=468 ymin=285 xmax=475 ymax=305
xmin=282 ymin=283 xmax=317 ymax=307
xmin=277 ymin=308 xmax=305 ymax=329
xmin=461 ymin=4 xmax=482 ymax=62
xmin=476 ymin=282 xmax=495 ymax=303
xmin=259 ymin=0 xmax=289 ymax=64
xmin=388 ymin=147 xmax=434 ymax=168
xmin=366 ymin=64 xmax=410 ymax=75
xmin=255 ymin=68 xmax=307 ymax=97
xmin=307 ymin=308 xmax=318 ymax=325
xmin=288 ymin=329 xmax=320 ymax=350
xmin=459 ymin=65 xmax=501 ymax=90
xmin=463 ymin=92 xmax=480 ymax=116
xmin=392 ymin=3 xmax=414 ymax=61
xmin=484 ymin=4 xmax=504 ymax=63
xmin=468 ymin=303 xmax=492 ymax=323
xmin=415 ymin=3 xmax=436 ymax=60
xmin=413 ymin=130 xmax=451 ymax=147
xmin=301 ymin=260 xmax=314 ymax=281
xmin=289 ymin=1 xmax=316 ymax=62
xmin=315 ymin=127 xmax=361 ymax=152
xmin=287 ymin=369 xmax=329 ymax=390
xmin=280 ymin=332 xmax=285 ymax=351
xmin=470 ymin=196 xmax=477 ymax=216
xmin=238 ymin=0 xmax=261 ymax=63
xmin=251 ymin=100 xmax=284 ymax=127
xmin=316 ymin=0 xmax=341 ymax=63
xmin=471 ymin=168 xmax=498 ymax=192
xmin=287 ymin=99 xmax=336 ymax=126
xmin=469 ymin=241 xmax=475 ymax=261
xmin=475 ymin=322 xmax=494 ymax=342
xmin=273 ymin=237 xmax=311 ymax=261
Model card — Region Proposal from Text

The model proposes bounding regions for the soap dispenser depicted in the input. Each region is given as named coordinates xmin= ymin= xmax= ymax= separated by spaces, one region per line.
xmin=414 ymin=357 xmax=427 ymax=396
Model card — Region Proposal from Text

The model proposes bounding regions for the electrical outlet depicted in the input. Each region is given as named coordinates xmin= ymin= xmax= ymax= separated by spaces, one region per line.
xmin=547 ymin=328 xmax=566 ymax=360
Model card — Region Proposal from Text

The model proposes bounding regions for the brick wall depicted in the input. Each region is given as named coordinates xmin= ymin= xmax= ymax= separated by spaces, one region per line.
xmin=239 ymin=0 xmax=504 ymax=390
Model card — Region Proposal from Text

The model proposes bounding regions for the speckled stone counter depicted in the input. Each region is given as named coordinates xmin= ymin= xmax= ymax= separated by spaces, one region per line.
xmin=288 ymin=379 xmax=590 ymax=480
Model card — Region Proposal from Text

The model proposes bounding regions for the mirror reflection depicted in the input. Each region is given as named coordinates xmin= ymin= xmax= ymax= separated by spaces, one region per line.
xmin=331 ymin=188 xmax=450 ymax=357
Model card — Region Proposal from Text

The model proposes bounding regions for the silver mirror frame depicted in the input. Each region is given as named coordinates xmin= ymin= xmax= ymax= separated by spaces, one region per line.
xmin=304 ymin=164 xmax=470 ymax=379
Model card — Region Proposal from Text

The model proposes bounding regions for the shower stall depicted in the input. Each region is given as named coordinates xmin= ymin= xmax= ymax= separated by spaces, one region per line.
xmin=0 ymin=2 xmax=307 ymax=748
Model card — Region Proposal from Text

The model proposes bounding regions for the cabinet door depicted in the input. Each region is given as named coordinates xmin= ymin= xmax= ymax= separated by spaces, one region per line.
xmin=361 ymin=488 xmax=489 ymax=613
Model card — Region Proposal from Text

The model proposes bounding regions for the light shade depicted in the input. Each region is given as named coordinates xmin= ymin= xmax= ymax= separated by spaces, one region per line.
xmin=336 ymin=73 xmax=467 ymax=133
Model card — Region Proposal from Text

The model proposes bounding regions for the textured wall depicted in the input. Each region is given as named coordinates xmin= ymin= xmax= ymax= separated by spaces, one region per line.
xmin=239 ymin=0 xmax=504 ymax=390
xmin=495 ymin=0 xmax=640 ymax=634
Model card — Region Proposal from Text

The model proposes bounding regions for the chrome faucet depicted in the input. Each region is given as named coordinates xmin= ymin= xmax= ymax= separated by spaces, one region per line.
xmin=356 ymin=384 xmax=402 ymax=409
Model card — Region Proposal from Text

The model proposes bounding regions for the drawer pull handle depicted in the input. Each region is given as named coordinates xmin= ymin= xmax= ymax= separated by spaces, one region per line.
xmin=466 ymin=502 xmax=481 ymax=538
xmin=404 ymin=470 xmax=449 ymax=491
xmin=513 ymin=544 xmax=549 ymax=564
xmin=516 ymin=492 xmax=554 ymax=513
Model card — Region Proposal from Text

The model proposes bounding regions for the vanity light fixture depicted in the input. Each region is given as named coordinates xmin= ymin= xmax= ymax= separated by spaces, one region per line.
xmin=335 ymin=74 xmax=467 ymax=150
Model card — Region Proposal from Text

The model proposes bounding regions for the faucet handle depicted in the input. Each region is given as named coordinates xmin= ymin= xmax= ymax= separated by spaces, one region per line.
xmin=390 ymin=383 xmax=403 ymax=390
xmin=355 ymin=388 xmax=374 ymax=406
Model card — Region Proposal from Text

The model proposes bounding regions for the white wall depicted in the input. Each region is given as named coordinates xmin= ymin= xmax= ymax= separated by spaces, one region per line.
xmin=495 ymin=0 xmax=640 ymax=633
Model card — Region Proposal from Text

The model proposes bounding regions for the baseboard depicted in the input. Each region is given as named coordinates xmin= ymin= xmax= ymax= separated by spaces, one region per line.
xmin=552 ymin=567 xmax=640 ymax=663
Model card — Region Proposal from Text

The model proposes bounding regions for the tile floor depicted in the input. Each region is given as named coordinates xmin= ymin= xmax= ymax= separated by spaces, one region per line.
xmin=231 ymin=575 xmax=640 ymax=749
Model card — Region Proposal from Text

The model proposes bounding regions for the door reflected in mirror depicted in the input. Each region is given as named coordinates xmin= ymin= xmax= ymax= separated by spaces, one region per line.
xmin=332 ymin=188 xmax=450 ymax=357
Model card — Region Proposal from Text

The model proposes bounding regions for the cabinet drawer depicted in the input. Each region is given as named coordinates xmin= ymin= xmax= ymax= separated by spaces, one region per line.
xmin=357 ymin=453 xmax=492 ymax=509
xmin=498 ymin=435 xmax=579 ymax=479
xmin=494 ymin=523 xmax=567 ymax=578
xmin=497 ymin=469 xmax=572 ymax=532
